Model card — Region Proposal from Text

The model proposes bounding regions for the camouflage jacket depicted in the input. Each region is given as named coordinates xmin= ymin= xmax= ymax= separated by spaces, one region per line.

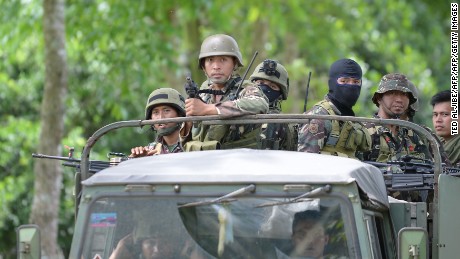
xmin=198 ymin=76 xmax=269 ymax=117
xmin=297 ymin=96 xmax=370 ymax=158
xmin=259 ymin=107 xmax=298 ymax=151
xmin=148 ymin=136 xmax=184 ymax=154
xmin=188 ymin=76 xmax=269 ymax=150
xmin=360 ymin=114 xmax=430 ymax=162
xmin=443 ymin=134 xmax=460 ymax=166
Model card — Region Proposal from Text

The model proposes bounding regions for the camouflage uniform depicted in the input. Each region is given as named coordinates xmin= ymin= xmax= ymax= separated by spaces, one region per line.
xmin=188 ymin=77 xmax=268 ymax=150
xmin=360 ymin=74 xmax=430 ymax=162
xmin=198 ymin=76 xmax=268 ymax=118
xmin=298 ymin=58 xmax=370 ymax=158
xmin=297 ymin=95 xmax=370 ymax=158
xmin=249 ymin=59 xmax=297 ymax=151
xmin=443 ymin=135 xmax=460 ymax=166
xmin=147 ymin=137 xmax=184 ymax=154
xmin=361 ymin=114 xmax=430 ymax=162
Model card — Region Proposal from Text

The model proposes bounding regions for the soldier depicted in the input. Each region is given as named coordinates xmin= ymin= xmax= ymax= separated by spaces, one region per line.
xmin=249 ymin=59 xmax=297 ymax=150
xmin=184 ymin=34 xmax=268 ymax=150
xmin=431 ymin=90 xmax=460 ymax=166
xmin=297 ymin=58 xmax=370 ymax=158
xmin=361 ymin=73 xmax=430 ymax=162
xmin=129 ymin=88 xmax=186 ymax=157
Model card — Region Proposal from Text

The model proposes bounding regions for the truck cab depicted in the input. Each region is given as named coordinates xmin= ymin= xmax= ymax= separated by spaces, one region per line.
xmin=72 ymin=149 xmax=394 ymax=258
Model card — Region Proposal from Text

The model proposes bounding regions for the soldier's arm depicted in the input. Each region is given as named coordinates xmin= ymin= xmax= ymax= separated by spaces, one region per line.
xmin=109 ymin=233 xmax=136 ymax=259
xmin=215 ymin=83 xmax=269 ymax=117
xmin=185 ymin=98 xmax=219 ymax=116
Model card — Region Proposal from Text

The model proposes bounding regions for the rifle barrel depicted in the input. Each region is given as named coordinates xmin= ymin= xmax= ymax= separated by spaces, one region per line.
xmin=63 ymin=160 xmax=112 ymax=173
xmin=32 ymin=153 xmax=80 ymax=162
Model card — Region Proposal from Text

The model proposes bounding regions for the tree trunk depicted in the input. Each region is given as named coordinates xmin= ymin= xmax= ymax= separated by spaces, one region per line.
xmin=30 ymin=0 xmax=67 ymax=258
xmin=282 ymin=33 xmax=302 ymax=113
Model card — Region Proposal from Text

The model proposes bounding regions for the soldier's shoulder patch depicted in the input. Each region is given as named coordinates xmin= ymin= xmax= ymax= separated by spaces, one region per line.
xmin=308 ymin=123 xmax=319 ymax=134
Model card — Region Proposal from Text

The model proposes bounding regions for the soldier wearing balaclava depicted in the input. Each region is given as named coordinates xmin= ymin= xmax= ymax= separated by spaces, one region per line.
xmin=249 ymin=59 xmax=297 ymax=151
xmin=297 ymin=58 xmax=370 ymax=159
xmin=326 ymin=58 xmax=363 ymax=116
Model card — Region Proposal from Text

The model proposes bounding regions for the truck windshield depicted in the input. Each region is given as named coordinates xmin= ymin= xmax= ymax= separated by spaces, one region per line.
xmin=81 ymin=195 xmax=354 ymax=259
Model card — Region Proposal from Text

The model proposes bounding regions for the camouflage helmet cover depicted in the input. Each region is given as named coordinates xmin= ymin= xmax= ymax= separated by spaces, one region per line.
xmin=372 ymin=73 xmax=417 ymax=106
xmin=145 ymin=88 xmax=185 ymax=120
xmin=249 ymin=59 xmax=289 ymax=100
xmin=198 ymin=34 xmax=244 ymax=68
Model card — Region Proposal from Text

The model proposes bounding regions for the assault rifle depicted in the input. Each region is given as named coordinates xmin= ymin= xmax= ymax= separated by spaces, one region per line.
xmin=365 ymin=156 xmax=460 ymax=192
xmin=185 ymin=76 xmax=226 ymax=98
xmin=32 ymin=152 xmax=127 ymax=174
xmin=184 ymin=76 xmax=199 ymax=99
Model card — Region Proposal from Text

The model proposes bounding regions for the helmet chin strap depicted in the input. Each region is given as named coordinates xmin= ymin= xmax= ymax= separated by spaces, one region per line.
xmin=208 ymin=74 xmax=233 ymax=85
xmin=153 ymin=123 xmax=181 ymax=137
xmin=381 ymin=102 xmax=404 ymax=119
xmin=205 ymin=66 xmax=237 ymax=86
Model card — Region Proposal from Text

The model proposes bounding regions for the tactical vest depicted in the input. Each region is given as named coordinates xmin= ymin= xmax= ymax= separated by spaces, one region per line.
xmin=315 ymin=100 xmax=370 ymax=158
xmin=259 ymin=109 xmax=297 ymax=150
xmin=185 ymin=77 xmax=261 ymax=151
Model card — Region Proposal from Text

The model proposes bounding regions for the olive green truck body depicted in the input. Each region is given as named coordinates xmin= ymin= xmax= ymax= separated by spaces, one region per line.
xmin=17 ymin=115 xmax=459 ymax=259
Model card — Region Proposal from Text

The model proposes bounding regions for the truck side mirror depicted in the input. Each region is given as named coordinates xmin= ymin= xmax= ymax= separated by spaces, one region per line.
xmin=398 ymin=227 xmax=428 ymax=259
xmin=17 ymin=224 xmax=41 ymax=259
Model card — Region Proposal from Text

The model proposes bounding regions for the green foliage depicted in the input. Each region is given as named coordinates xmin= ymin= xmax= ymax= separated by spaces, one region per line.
xmin=0 ymin=0 xmax=451 ymax=256
xmin=0 ymin=117 xmax=38 ymax=256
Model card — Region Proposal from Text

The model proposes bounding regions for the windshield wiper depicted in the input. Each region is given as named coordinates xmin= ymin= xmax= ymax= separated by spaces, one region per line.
xmin=255 ymin=185 xmax=332 ymax=208
xmin=178 ymin=184 xmax=256 ymax=208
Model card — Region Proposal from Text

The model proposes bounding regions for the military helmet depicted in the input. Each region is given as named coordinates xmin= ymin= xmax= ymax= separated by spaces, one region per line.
xmin=198 ymin=34 xmax=244 ymax=68
xmin=145 ymin=88 xmax=185 ymax=120
xmin=372 ymin=73 xmax=417 ymax=106
xmin=249 ymin=59 xmax=289 ymax=100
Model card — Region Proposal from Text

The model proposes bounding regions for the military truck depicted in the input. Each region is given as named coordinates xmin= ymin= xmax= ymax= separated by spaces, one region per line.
xmin=17 ymin=114 xmax=459 ymax=259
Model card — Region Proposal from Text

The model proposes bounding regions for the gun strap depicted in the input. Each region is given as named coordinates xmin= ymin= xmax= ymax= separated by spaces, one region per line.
xmin=368 ymin=132 xmax=381 ymax=161
xmin=198 ymin=89 xmax=225 ymax=95
xmin=199 ymin=77 xmax=242 ymax=98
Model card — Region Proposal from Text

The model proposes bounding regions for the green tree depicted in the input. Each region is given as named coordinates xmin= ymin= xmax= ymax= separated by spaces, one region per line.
xmin=28 ymin=0 xmax=68 ymax=257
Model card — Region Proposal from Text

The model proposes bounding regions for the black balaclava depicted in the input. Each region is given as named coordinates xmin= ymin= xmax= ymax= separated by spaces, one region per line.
xmin=327 ymin=58 xmax=362 ymax=116
xmin=259 ymin=84 xmax=282 ymax=104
